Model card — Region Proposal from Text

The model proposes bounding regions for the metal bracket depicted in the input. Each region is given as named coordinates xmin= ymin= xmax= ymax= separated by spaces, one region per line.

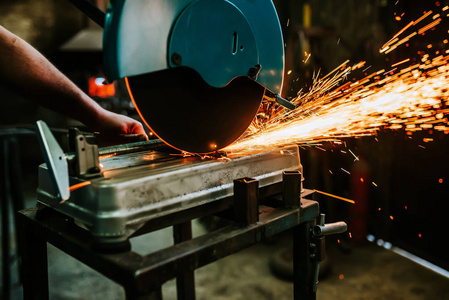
xmin=35 ymin=121 xmax=70 ymax=201
xmin=282 ymin=170 xmax=302 ymax=207
xmin=35 ymin=121 xmax=103 ymax=202
xmin=233 ymin=177 xmax=259 ymax=225
xmin=69 ymin=128 xmax=101 ymax=179
xmin=263 ymin=89 xmax=296 ymax=110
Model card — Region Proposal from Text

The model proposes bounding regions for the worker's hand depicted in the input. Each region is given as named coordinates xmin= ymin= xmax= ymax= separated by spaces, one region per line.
xmin=92 ymin=109 xmax=149 ymax=146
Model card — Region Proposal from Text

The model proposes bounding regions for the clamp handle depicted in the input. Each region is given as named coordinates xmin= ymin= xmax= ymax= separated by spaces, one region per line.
xmin=313 ymin=214 xmax=347 ymax=236
xmin=311 ymin=214 xmax=347 ymax=292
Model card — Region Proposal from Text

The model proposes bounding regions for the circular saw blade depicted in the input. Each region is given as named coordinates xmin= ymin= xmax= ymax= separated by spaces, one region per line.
xmin=126 ymin=67 xmax=265 ymax=153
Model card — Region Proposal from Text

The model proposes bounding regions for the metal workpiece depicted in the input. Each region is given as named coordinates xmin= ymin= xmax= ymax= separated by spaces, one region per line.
xmin=98 ymin=139 xmax=169 ymax=156
xmin=37 ymin=145 xmax=302 ymax=242
xmin=65 ymin=139 xmax=170 ymax=161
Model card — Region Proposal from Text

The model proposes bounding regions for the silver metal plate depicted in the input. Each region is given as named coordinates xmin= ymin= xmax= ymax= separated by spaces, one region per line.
xmin=37 ymin=145 xmax=301 ymax=242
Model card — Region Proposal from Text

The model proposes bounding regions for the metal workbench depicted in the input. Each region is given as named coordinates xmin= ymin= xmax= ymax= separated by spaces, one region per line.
xmin=18 ymin=182 xmax=320 ymax=300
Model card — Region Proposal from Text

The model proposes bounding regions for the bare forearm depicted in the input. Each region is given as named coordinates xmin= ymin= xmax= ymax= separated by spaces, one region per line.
xmin=0 ymin=25 xmax=102 ymax=128
xmin=0 ymin=25 xmax=148 ymax=145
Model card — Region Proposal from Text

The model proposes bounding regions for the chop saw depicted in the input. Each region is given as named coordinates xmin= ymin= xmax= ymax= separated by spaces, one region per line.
xmin=33 ymin=0 xmax=294 ymax=205
xmin=32 ymin=1 xmax=348 ymax=253
xmin=71 ymin=0 xmax=293 ymax=153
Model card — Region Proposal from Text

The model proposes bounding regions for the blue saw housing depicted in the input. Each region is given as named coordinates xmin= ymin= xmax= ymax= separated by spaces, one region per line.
xmin=103 ymin=0 xmax=284 ymax=94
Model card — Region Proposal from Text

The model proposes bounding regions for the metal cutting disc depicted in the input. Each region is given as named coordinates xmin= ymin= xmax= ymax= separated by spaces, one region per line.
xmin=126 ymin=67 xmax=265 ymax=153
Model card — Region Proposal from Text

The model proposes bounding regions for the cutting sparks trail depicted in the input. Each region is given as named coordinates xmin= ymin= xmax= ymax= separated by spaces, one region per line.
xmin=225 ymin=8 xmax=449 ymax=155
xmin=314 ymin=190 xmax=355 ymax=204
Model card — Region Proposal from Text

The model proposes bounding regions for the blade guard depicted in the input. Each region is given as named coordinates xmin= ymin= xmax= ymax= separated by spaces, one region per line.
xmin=103 ymin=0 xmax=284 ymax=93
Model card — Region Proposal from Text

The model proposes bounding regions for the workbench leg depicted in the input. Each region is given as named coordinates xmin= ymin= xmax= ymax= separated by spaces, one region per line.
xmin=173 ymin=221 xmax=196 ymax=300
xmin=1 ymin=139 xmax=11 ymax=300
xmin=10 ymin=137 xmax=25 ymax=284
xmin=20 ymin=219 xmax=49 ymax=300
xmin=293 ymin=220 xmax=316 ymax=300
xmin=125 ymin=287 xmax=162 ymax=300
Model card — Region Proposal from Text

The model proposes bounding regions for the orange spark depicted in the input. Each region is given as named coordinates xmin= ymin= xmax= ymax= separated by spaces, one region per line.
xmin=69 ymin=181 xmax=92 ymax=192
xmin=314 ymin=189 xmax=355 ymax=204
xmin=381 ymin=21 xmax=415 ymax=52
xmin=418 ymin=18 xmax=442 ymax=35
xmin=414 ymin=10 xmax=433 ymax=26
xmin=391 ymin=58 xmax=410 ymax=67
xmin=224 ymin=7 xmax=449 ymax=162
xmin=99 ymin=153 xmax=117 ymax=160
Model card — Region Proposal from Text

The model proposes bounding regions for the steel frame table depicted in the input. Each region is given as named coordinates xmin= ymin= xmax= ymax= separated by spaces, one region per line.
xmin=18 ymin=177 xmax=320 ymax=300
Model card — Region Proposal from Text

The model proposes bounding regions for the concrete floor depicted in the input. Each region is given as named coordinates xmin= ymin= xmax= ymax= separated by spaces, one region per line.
xmin=3 ymin=213 xmax=449 ymax=300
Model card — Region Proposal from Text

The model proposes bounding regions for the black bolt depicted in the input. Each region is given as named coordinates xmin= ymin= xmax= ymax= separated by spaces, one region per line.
xmin=248 ymin=64 xmax=262 ymax=79
xmin=171 ymin=52 xmax=182 ymax=66
xmin=89 ymin=166 xmax=101 ymax=174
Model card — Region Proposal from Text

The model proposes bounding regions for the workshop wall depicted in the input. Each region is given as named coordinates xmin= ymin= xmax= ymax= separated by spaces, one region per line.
xmin=274 ymin=0 xmax=395 ymax=98
xmin=273 ymin=0 xmax=449 ymax=271
xmin=0 ymin=0 xmax=85 ymax=53
xmin=0 ymin=0 xmax=89 ymax=166
xmin=0 ymin=0 xmax=87 ymax=126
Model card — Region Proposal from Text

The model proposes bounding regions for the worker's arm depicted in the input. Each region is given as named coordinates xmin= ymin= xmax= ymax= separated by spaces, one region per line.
xmin=0 ymin=25 xmax=148 ymax=145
